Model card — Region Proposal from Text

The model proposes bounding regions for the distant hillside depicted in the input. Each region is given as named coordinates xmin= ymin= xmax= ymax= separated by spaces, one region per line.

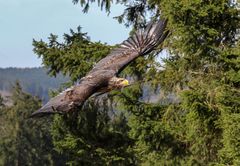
xmin=0 ymin=67 xmax=69 ymax=103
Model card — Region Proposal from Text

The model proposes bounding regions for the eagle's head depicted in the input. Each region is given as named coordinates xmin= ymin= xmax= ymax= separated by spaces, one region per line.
xmin=109 ymin=77 xmax=130 ymax=89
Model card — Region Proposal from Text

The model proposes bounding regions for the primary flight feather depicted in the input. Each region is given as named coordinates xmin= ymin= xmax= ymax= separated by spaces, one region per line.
xmin=30 ymin=19 xmax=169 ymax=117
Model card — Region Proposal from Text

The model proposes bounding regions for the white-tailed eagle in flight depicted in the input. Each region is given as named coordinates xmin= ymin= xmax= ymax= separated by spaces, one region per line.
xmin=31 ymin=19 xmax=169 ymax=117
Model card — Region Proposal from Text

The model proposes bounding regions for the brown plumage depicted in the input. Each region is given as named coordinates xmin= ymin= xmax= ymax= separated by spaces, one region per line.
xmin=30 ymin=19 xmax=169 ymax=118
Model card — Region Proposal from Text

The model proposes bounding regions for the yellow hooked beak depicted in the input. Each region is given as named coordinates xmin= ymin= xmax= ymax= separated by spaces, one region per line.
xmin=121 ymin=79 xmax=129 ymax=86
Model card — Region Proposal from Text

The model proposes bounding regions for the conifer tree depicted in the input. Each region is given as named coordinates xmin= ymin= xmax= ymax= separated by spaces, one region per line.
xmin=0 ymin=82 xmax=64 ymax=165
xmin=0 ymin=95 xmax=4 ymax=108
xmin=33 ymin=0 xmax=240 ymax=165
xmin=33 ymin=28 xmax=134 ymax=165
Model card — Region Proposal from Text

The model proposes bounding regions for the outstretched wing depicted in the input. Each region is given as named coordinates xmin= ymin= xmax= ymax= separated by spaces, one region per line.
xmin=89 ymin=19 xmax=169 ymax=75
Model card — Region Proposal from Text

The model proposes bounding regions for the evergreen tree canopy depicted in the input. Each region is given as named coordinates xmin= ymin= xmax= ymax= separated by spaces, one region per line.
xmin=33 ymin=28 xmax=137 ymax=165
xmin=32 ymin=0 xmax=240 ymax=165
xmin=0 ymin=82 xmax=66 ymax=165
xmin=0 ymin=95 xmax=4 ymax=108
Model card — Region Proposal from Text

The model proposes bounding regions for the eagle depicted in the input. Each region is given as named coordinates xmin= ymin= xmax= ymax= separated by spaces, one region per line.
xmin=30 ymin=19 xmax=169 ymax=117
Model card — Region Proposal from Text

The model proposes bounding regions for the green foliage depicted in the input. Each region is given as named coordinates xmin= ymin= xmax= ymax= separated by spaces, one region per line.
xmin=33 ymin=27 xmax=111 ymax=82
xmin=72 ymin=0 xmax=112 ymax=13
xmin=33 ymin=28 xmax=136 ymax=165
xmin=31 ymin=0 xmax=240 ymax=165
xmin=0 ymin=82 xmax=65 ymax=165
xmin=118 ymin=97 xmax=187 ymax=165
xmin=72 ymin=0 xmax=158 ymax=28
xmin=0 ymin=95 xmax=4 ymax=108
xmin=1 ymin=0 xmax=239 ymax=165
xmin=153 ymin=0 xmax=240 ymax=165
xmin=51 ymin=100 xmax=133 ymax=165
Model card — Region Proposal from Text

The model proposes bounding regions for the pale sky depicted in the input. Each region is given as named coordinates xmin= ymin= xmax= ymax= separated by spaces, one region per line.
xmin=0 ymin=0 xmax=130 ymax=68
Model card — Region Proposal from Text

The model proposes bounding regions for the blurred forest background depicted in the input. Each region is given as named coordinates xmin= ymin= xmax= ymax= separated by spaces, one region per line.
xmin=0 ymin=0 xmax=239 ymax=165
xmin=0 ymin=67 xmax=68 ymax=104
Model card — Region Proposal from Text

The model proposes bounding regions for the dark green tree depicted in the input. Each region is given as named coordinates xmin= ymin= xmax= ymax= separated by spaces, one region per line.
xmin=0 ymin=82 xmax=65 ymax=165
xmin=0 ymin=95 xmax=4 ymax=108
xmin=33 ymin=28 xmax=134 ymax=165
xmin=0 ymin=94 xmax=5 ymax=166
xmin=115 ymin=1 xmax=240 ymax=165
xmin=33 ymin=0 xmax=240 ymax=165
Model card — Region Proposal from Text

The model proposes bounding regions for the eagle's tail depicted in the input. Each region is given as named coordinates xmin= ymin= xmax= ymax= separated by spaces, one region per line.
xmin=29 ymin=91 xmax=73 ymax=118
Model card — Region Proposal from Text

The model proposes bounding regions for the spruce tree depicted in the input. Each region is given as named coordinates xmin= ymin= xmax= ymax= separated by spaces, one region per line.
xmin=33 ymin=28 xmax=134 ymax=165
xmin=0 ymin=95 xmax=4 ymax=108
xmin=32 ymin=0 xmax=240 ymax=165
xmin=0 ymin=82 xmax=64 ymax=165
